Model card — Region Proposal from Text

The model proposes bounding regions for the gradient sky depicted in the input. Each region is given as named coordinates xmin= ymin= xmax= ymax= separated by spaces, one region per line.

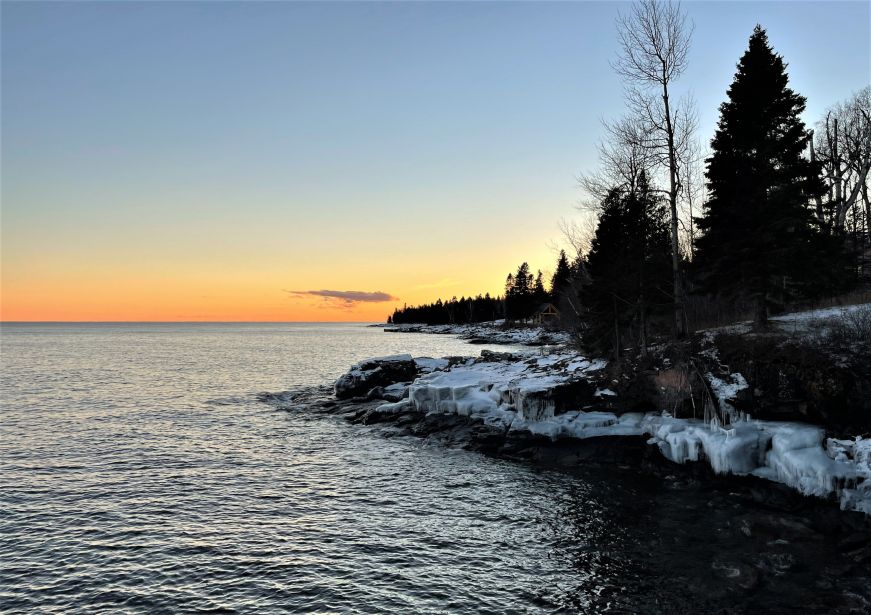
xmin=2 ymin=1 xmax=869 ymax=321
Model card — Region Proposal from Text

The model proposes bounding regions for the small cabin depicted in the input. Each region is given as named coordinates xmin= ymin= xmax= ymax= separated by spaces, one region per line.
xmin=533 ymin=302 xmax=560 ymax=326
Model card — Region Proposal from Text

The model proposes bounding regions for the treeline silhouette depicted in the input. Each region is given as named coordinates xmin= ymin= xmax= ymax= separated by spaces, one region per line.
xmin=388 ymin=250 xmax=574 ymax=325
xmin=390 ymin=24 xmax=870 ymax=350
xmin=388 ymin=294 xmax=503 ymax=325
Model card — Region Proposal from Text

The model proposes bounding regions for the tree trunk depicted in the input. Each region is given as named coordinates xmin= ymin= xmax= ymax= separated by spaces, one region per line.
xmin=662 ymin=79 xmax=686 ymax=339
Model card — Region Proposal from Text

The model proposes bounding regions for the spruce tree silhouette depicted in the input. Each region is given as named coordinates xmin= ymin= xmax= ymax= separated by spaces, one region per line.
xmin=550 ymin=250 xmax=572 ymax=301
xmin=695 ymin=26 xmax=847 ymax=327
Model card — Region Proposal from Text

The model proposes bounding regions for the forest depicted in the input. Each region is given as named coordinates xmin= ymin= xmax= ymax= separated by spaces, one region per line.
xmin=389 ymin=3 xmax=870 ymax=359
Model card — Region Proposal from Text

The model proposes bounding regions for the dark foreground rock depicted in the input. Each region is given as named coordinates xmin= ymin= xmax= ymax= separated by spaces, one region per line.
xmin=708 ymin=331 xmax=871 ymax=434
xmin=334 ymin=354 xmax=417 ymax=399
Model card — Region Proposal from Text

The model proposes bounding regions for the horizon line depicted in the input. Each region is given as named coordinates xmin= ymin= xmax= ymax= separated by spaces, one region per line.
xmin=0 ymin=320 xmax=385 ymax=325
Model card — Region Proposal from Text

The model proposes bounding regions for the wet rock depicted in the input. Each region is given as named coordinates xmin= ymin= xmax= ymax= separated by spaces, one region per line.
xmin=393 ymin=410 xmax=422 ymax=428
xmin=711 ymin=558 xmax=760 ymax=590
xmin=344 ymin=400 xmax=385 ymax=423
xmin=366 ymin=382 xmax=409 ymax=402
xmin=366 ymin=386 xmax=386 ymax=400
xmin=755 ymin=552 xmax=796 ymax=576
xmin=847 ymin=543 xmax=871 ymax=564
xmin=837 ymin=531 xmax=871 ymax=552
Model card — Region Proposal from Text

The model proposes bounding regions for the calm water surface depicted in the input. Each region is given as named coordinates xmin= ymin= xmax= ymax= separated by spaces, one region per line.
xmin=1 ymin=323 xmax=868 ymax=614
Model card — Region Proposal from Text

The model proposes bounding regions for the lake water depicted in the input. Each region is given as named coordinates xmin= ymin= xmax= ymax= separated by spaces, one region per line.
xmin=1 ymin=323 xmax=869 ymax=614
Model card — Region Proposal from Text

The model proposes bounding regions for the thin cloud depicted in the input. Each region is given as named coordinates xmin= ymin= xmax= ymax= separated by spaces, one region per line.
xmin=285 ymin=289 xmax=399 ymax=307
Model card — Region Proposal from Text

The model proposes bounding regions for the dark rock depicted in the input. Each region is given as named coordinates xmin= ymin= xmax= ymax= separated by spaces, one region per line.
xmin=711 ymin=558 xmax=760 ymax=590
xmin=479 ymin=349 xmax=520 ymax=363
xmin=365 ymin=383 xmax=409 ymax=402
xmin=709 ymin=332 xmax=871 ymax=433
xmin=838 ymin=531 xmax=871 ymax=552
xmin=366 ymin=386 xmax=386 ymax=400
xmin=334 ymin=355 xmax=417 ymax=400
xmin=847 ymin=543 xmax=871 ymax=564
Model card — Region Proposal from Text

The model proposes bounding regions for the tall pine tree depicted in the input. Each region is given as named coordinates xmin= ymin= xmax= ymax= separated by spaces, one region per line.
xmin=694 ymin=26 xmax=843 ymax=327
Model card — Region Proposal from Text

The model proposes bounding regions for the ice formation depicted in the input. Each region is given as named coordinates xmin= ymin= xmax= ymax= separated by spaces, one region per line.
xmin=371 ymin=351 xmax=871 ymax=515
xmin=705 ymin=371 xmax=749 ymax=421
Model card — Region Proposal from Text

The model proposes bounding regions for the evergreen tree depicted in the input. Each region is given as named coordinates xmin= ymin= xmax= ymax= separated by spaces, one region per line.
xmin=694 ymin=26 xmax=844 ymax=327
xmin=513 ymin=262 xmax=532 ymax=295
xmin=584 ymin=173 xmax=672 ymax=356
xmin=533 ymin=270 xmax=548 ymax=306
xmin=550 ymin=250 xmax=572 ymax=300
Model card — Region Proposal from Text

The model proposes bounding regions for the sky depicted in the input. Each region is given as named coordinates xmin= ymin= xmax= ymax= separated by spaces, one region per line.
xmin=2 ymin=1 xmax=869 ymax=322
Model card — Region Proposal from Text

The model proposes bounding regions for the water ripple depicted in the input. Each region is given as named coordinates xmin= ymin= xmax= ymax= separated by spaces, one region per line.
xmin=1 ymin=323 xmax=868 ymax=613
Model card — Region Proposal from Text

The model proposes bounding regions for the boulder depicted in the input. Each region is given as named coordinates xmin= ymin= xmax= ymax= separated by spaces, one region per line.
xmin=366 ymin=382 xmax=410 ymax=402
xmin=334 ymin=354 xmax=417 ymax=400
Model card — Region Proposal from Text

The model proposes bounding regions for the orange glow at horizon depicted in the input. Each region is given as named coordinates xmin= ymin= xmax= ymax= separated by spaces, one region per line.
xmin=1 ymin=186 xmax=566 ymax=322
xmin=0 ymin=281 xmax=496 ymax=323
xmin=0 ymin=242 xmax=559 ymax=322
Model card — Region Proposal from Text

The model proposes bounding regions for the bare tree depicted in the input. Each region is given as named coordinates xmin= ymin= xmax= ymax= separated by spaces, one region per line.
xmin=613 ymin=0 xmax=694 ymax=338
xmin=557 ymin=215 xmax=598 ymax=260
xmin=551 ymin=215 xmax=599 ymax=339
xmin=678 ymin=134 xmax=706 ymax=258
xmin=811 ymin=86 xmax=871 ymax=280
xmin=579 ymin=114 xmax=658 ymax=207
xmin=812 ymin=86 xmax=871 ymax=234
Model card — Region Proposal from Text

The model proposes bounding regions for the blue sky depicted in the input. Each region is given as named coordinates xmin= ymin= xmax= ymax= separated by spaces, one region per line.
xmin=2 ymin=1 xmax=869 ymax=320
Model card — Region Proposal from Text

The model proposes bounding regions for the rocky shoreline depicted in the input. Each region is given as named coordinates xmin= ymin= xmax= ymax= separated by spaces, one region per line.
xmin=318 ymin=308 xmax=871 ymax=519
xmin=318 ymin=346 xmax=871 ymax=514
xmin=270 ymin=309 xmax=871 ymax=589
xmin=278 ymin=376 xmax=871 ymax=606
